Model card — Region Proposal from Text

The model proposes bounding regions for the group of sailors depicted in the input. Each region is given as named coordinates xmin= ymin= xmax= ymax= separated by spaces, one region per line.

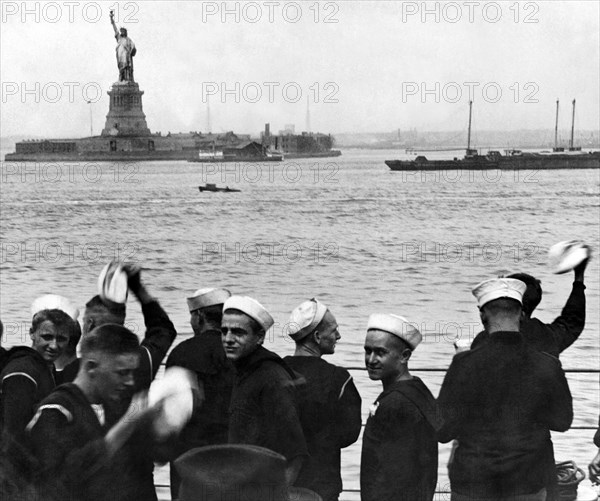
xmin=0 ymin=256 xmax=597 ymax=501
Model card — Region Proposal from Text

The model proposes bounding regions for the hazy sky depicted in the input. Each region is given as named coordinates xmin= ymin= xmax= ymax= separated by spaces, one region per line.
xmin=1 ymin=0 xmax=599 ymax=137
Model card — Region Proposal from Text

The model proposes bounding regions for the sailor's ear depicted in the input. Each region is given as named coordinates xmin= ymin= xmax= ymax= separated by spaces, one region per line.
xmin=82 ymin=358 xmax=99 ymax=376
xmin=479 ymin=307 xmax=486 ymax=324
xmin=312 ymin=330 xmax=320 ymax=343
xmin=401 ymin=348 xmax=412 ymax=363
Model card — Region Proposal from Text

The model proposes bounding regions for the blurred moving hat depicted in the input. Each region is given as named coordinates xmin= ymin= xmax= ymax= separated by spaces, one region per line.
xmin=367 ymin=313 xmax=422 ymax=350
xmin=31 ymin=294 xmax=79 ymax=321
xmin=175 ymin=445 xmax=288 ymax=501
xmin=287 ymin=298 xmax=328 ymax=341
xmin=472 ymin=278 xmax=526 ymax=308
xmin=97 ymin=261 xmax=128 ymax=305
xmin=548 ymin=240 xmax=591 ymax=274
xmin=148 ymin=367 xmax=195 ymax=441
xmin=223 ymin=296 xmax=274 ymax=332
xmin=187 ymin=288 xmax=231 ymax=312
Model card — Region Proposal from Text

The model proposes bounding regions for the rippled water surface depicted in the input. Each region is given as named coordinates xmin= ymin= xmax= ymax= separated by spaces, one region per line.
xmin=1 ymin=149 xmax=599 ymax=497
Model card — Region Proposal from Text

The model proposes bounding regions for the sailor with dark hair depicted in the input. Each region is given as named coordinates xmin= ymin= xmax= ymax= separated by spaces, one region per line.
xmin=221 ymin=296 xmax=308 ymax=488
xmin=361 ymin=313 xmax=439 ymax=501
xmin=438 ymin=278 xmax=573 ymax=501
xmin=166 ymin=287 xmax=235 ymax=500
xmin=470 ymin=258 xmax=588 ymax=357
xmin=27 ymin=323 xmax=160 ymax=501
xmin=284 ymin=298 xmax=362 ymax=501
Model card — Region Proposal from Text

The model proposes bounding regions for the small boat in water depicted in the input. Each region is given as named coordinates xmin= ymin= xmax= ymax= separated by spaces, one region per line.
xmin=198 ymin=183 xmax=241 ymax=193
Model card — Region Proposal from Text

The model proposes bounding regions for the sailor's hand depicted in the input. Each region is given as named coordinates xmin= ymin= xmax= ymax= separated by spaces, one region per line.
xmin=589 ymin=449 xmax=600 ymax=484
xmin=123 ymin=263 xmax=143 ymax=294
xmin=574 ymin=249 xmax=590 ymax=281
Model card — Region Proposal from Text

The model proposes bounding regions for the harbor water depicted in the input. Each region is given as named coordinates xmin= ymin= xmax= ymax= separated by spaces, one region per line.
xmin=1 ymin=149 xmax=599 ymax=499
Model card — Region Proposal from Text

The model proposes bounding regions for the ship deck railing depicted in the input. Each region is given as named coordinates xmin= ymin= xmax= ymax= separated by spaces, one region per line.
xmin=154 ymin=365 xmax=600 ymax=501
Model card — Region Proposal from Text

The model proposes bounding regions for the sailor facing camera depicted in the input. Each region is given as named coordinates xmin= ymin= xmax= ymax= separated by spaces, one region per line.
xmin=360 ymin=313 xmax=439 ymax=501
xmin=221 ymin=295 xmax=308 ymax=487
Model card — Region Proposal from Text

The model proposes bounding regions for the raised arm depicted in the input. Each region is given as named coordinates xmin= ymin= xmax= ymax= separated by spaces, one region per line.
xmin=550 ymin=259 xmax=588 ymax=353
xmin=110 ymin=11 xmax=119 ymax=37
xmin=124 ymin=265 xmax=178 ymax=389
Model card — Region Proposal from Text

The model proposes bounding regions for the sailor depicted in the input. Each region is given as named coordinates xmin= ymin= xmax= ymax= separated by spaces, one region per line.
xmin=166 ymin=287 xmax=235 ymax=500
xmin=222 ymin=295 xmax=308 ymax=487
xmin=283 ymin=298 xmax=361 ymax=501
xmin=470 ymin=257 xmax=589 ymax=357
xmin=469 ymin=261 xmax=588 ymax=500
xmin=27 ymin=324 xmax=162 ymax=501
xmin=59 ymin=262 xmax=177 ymax=501
xmin=30 ymin=295 xmax=82 ymax=378
xmin=1 ymin=295 xmax=78 ymax=443
xmin=60 ymin=262 xmax=177 ymax=400
xmin=438 ymin=278 xmax=573 ymax=501
xmin=360 ymin=313 xmax=439 ymax=501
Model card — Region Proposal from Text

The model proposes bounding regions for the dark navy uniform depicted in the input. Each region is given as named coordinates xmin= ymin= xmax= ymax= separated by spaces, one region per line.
xmin=1 ymin=347 xmax=56 ymax=441
xmin=229 ymin=346 xmax=307 ymax=462
xmin=27 ymin=383 xmax=115 ymax=501
xmin=361 ymin=376 xmax=439 ymax=501
xmin=438 ymin=331 xmax=573 ymax=499
xmin=166 ymin=330 xmax=235 ymax=499
xmin=285 ymin=356 xmax=362 ymax=501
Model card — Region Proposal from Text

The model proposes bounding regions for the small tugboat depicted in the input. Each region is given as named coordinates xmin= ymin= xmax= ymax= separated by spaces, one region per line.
xmin=198 ymin=183 xmax=241 ymax=193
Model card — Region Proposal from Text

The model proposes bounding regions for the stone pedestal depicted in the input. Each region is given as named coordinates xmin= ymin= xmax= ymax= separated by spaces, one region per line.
xmin=101 ymin=81 xmax=151 ymax=136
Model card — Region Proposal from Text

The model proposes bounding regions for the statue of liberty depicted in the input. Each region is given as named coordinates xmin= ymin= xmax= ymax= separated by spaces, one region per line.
xmin=110 ymin=10 xmax=136 ymax=83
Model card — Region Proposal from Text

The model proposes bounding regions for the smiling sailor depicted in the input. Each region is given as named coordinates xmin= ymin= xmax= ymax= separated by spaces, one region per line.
xmin=360 ymin=313 xmax=439 ymax=501
xmin=221 ymin=295 xmax=308 ymax=488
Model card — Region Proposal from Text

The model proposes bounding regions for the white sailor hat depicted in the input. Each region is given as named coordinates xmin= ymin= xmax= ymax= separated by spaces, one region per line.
xmin=31 ymin=294 xmax=79 ymax=321
xmin=187 ymin=288 xmax=231 ymax=312
xmin=472 ymin=278 xmax=526 ymax=308
xmin=97 ymin=261 xmax=128 ymax=305
xmin=367 ymin=313 xmax=422 ymax=350
xmin=287 ymin=298 xmax=328 ymax=341
xmin=223 ymin=296 xmax=274 ymax=332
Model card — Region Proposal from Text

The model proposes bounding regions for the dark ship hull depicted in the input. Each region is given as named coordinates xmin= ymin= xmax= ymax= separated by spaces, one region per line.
xmin=386 ymin=151 xmax=600 ymax=171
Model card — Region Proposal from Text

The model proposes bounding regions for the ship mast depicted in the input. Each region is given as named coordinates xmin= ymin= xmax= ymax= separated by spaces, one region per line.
xmin=465 ymin=100 xmax=477 ymax=156
xmin=569 ymin=99 xmax=576 ymax=150
xmin=467 ymin=100 xmax=473 ymax=154
xmin=554 ymin=99 xmax=559 ymax=150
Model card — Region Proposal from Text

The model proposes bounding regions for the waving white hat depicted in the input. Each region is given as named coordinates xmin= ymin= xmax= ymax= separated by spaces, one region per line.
xmin=548 ymin=240 xmax=591 ymax=274
xmin=97 ymin=261 xmax=129 ymax=305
